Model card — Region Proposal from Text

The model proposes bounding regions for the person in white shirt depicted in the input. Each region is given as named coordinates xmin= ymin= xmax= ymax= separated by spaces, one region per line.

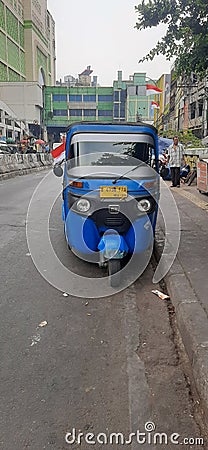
xmin=167 ymin=135 xmax=185 ymax=187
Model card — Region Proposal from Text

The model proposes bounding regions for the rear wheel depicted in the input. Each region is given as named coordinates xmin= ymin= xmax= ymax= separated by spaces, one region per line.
xmin=108 ymin=259 xmax=121 ymax=288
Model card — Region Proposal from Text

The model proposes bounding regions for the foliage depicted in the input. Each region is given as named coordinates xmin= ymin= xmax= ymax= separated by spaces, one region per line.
xmin=135 ymin=0 xmax=208 ymax=76
xmin=160 ymin=129 xmax=203 ymax=147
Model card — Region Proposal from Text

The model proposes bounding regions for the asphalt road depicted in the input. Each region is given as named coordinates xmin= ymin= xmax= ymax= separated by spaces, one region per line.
xmin=0 ymin=171 xmax=206 ymax=449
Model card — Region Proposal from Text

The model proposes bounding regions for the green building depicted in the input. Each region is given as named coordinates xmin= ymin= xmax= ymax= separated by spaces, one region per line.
xmin=0 ymin=0 xmax=55 ymax=85
xmin=44 ymin=70 xmax=155 ymax=143
xmin=44 ymin=85 xmax=114 ymax=142
xmin=0 ymin=0 xmax=25 ymax=81
xmin=113 ymin=71 xmax=154 ymax=122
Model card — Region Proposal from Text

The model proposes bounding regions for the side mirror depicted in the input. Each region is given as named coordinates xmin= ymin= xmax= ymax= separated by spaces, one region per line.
xmin=53 ymin=164 xmax=63 ymax=177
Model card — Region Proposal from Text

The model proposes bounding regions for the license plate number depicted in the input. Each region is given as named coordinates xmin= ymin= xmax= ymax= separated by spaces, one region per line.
xmin=100 ymin=185 xmax=127 ymax=198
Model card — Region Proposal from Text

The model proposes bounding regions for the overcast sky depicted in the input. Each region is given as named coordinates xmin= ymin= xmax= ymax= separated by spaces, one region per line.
xmin=47 ymin=0 xmax=174 ymax=86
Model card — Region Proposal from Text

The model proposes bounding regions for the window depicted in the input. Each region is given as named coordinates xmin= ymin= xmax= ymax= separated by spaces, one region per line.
xmin=83 ymin=95 xmax=96 ymax=102
xmin=69 ymin=95 xmax=82 ymax=102
xmin=190 ymin=102 xmax=196 ymax=120
xmin=127 ymin=86 xmax=136 ymax=96
xmin=136 ymin=86 xmax=146 ymax=96
xmin=98 ymin=110 xmax=113 ymax=117
xmin=98 ymin=95 xmax=113 ymax=102
xmin=83 ymin=109 xmax=96 ymax=117
xmin=53 ymin=94 xmax=67 ymax=102
xmin=120 ymin=105 xmax=126 ymax=116
xmin=198 ymin=100 xmax=203 ymax=117
xmin=69 ymin=109 xmax=82 ymax=116
xmin=68 ymin=133 xmax=155 ymax=167
xmin=53 ymin=110 xmax=68 ymax=116
xmin=114 ymin=91 xmax=120 ymax=101
xmin=114 ymin=104 xmax=119 ymax=116
xmin=120 ymin=90 xmax=126 ymax=100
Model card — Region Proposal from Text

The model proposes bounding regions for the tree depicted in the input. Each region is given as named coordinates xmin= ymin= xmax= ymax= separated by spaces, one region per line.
xmin=160 ymin=129 xmax=203 ymax=147
xmin=135 ymin=0 xmax=208 ymax=76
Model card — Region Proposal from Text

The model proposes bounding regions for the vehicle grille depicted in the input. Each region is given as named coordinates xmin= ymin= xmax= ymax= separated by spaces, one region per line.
xmin=104 ymin=216 xmax=125 ymax=227
xmin=91 ymin=209 xmax=130 ymax=233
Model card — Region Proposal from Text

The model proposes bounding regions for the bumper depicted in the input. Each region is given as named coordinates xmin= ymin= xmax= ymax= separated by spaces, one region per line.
xmin=65 ymin=208 xmax=154 ymax=255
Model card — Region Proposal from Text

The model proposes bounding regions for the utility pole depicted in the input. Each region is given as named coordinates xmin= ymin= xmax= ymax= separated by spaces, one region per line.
xmin=203 ymin=79 xmax=208 ymax=138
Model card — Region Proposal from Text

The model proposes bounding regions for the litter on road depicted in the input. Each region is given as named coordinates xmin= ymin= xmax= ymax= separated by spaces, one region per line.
xmin=152 ymin=289 xmax=170 ymax=300
xmin=30 ymin=334 xmax=41 ymax=346
xmin=38 ymin=321 xmax=48 ymax=327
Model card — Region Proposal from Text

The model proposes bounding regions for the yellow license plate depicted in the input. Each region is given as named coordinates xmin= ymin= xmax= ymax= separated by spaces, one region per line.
xmin=100 ymin=185 xmax=127 ymax=198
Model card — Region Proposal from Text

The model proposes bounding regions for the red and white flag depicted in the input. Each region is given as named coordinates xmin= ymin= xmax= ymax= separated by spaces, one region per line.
xmin=51 ymin=142 xmax=65 ymax=164
xmin=151 ymin=101 xmax=160 ymax=109
xmin=146 ymin=84 xmax=162 ymax=96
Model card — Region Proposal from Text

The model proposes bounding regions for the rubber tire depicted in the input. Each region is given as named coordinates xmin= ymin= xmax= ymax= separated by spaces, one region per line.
xmin=108 ymin=259 xmax=121 ymax=288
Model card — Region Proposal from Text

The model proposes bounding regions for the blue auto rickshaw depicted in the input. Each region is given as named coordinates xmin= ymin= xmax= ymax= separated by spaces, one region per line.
xmin=53 ymin=122 xmax=160 ymax=286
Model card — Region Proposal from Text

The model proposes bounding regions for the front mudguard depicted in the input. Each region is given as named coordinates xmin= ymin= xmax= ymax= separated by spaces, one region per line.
xmin=125 ymin=215 xmax=154 ymax=253
xmin=65 ymin=210 xmax=100 ymax=253
xmin=98 ymin=233 xmax=129 ymax=260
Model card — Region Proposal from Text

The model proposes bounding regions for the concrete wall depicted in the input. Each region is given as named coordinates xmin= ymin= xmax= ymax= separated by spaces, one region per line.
xmin=0 ymin=152 xmax=52 ymax=180
xmin=0 ymin=82 xmax=43 ymax=123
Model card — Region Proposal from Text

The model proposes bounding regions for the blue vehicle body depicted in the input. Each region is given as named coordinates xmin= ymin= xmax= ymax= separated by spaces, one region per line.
xmin=57 ymin=122 xmax=160 ymax=282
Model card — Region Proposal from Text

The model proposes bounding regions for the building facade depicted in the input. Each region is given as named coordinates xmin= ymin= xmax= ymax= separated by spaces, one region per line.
xmin=0 ymin=0 xmax=25 ymax=82
xmin=0 ymin=0 xmax=55 ymax=140
xmin=44 ymin=71 xmax=156 ymax=143
xmin=0 ymin=0 xmax=55 ymax=84
xmin=23 ymin=0 xmax=55 ymax=85
xmin=0 ymin=80 xmax=43 ymax=127
xmin=169 ymin=70 xmax=208 ymax=138
xmin=0 ymin=99 xmax=27 ymax=140
xmin=44 ymin=85 xmax=114 ymax=142
xmin=113 ymin=71 xmax=154 ymax=123
xmin=153 ymin=73 xmax=171 ymax=131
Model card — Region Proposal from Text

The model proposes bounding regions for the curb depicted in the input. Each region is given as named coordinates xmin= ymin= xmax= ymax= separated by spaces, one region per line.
xmin=154 ymin=227 xmax=208 ymax=419
xmin=0 ymin=164 xmax=52 ymax=181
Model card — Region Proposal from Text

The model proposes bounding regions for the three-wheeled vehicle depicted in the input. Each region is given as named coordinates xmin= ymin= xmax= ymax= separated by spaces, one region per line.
xmin=53 ymin=122 xmax=160 ymax=286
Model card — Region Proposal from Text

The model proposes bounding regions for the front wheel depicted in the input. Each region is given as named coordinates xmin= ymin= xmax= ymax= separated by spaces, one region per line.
xmin=108 ymin=259 xmax=121 ymax=288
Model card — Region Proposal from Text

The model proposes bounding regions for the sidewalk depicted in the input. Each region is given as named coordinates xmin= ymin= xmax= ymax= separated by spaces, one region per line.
xmin=155 ymin=178 xmax=208 ymax=419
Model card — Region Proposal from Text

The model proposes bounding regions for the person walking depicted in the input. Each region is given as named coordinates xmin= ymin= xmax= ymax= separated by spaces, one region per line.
xmin=167 ymin=135 xmax=185 ymax=187
xmin=45 ymin=142 xmax=50 ymax=153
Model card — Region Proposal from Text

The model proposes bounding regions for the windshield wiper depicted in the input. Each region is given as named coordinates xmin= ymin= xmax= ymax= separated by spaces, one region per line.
xmin=112 ymin=163 xmax=144 ymax=184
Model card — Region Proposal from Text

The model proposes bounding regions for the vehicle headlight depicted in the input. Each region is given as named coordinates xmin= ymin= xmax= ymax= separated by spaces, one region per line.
xmin=137 ymin=198 xmax=151 ymax=212
xmin=76 ymin=198 xmax=91 ymax=212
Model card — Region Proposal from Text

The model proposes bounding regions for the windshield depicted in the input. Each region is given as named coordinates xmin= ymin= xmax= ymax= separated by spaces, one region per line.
xmin=68 ymin=133 xmax=155 ymax=167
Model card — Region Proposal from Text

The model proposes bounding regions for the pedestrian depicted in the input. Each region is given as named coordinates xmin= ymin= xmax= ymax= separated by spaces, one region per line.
xmin=167 ymin=135 xmax=185 ymax=187
xmin=45 ymin=143 xmax=50 ymax=153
